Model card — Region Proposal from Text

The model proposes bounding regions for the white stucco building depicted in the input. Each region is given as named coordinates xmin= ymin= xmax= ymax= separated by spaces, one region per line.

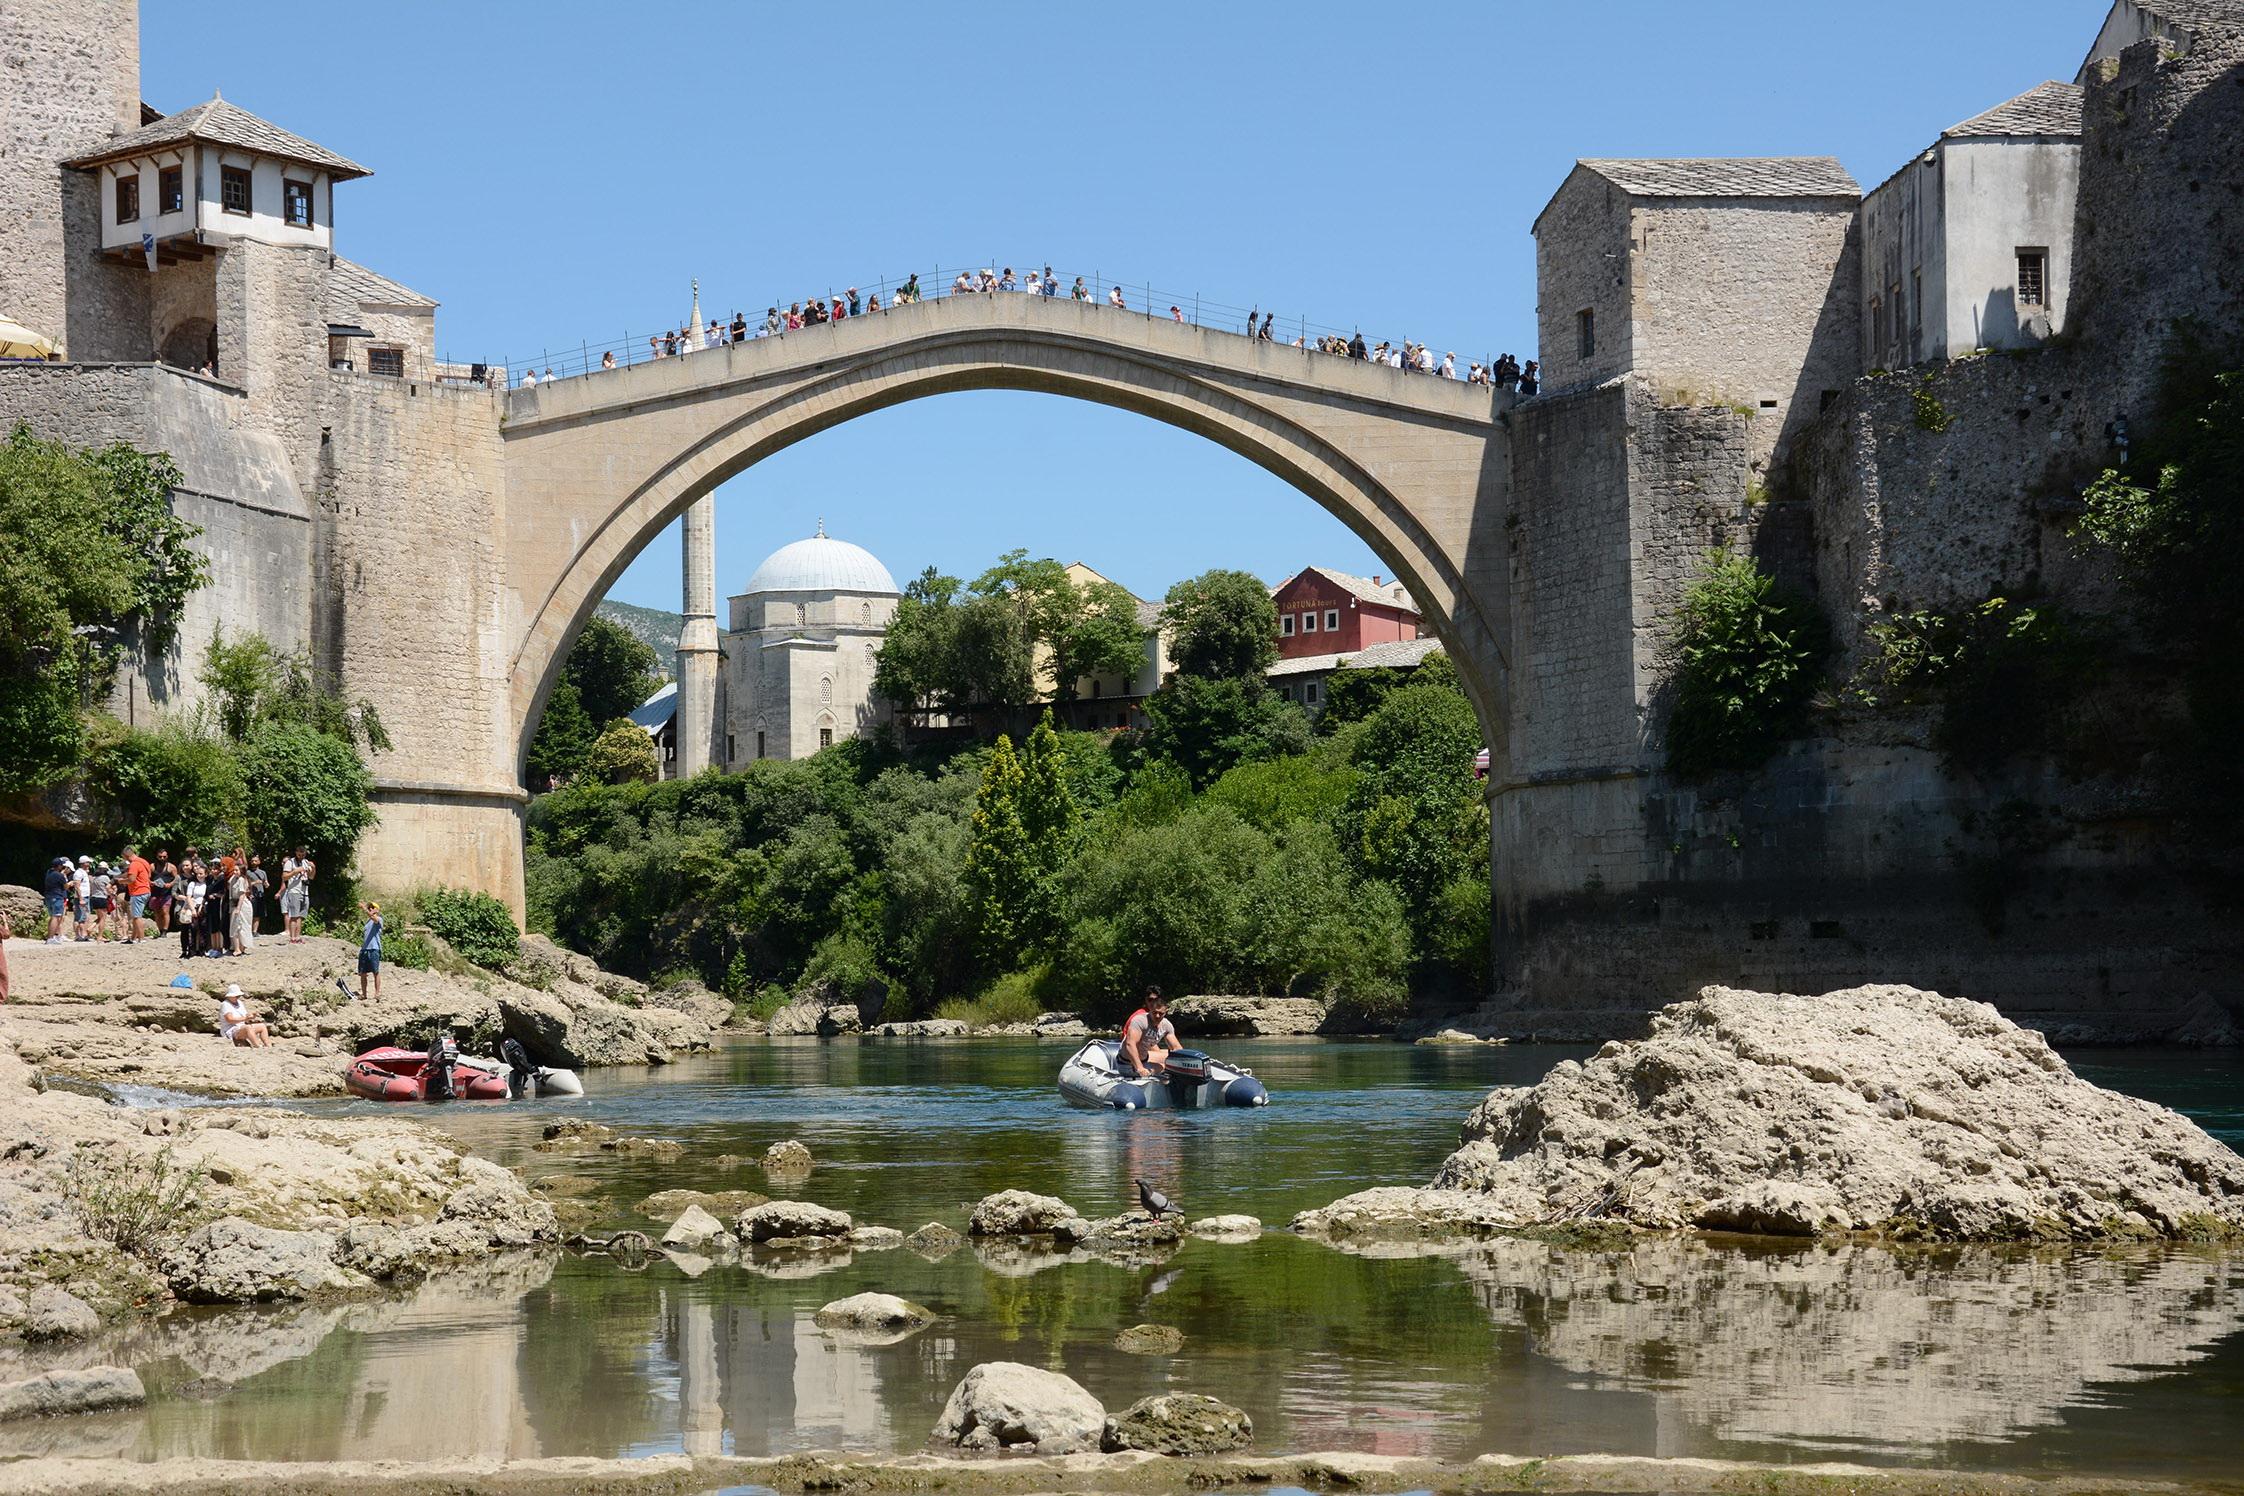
xmin=720 ymin=527 xmax=899 ymax=764
xmin=1857 ymin=82 xmax=2083 ymax=371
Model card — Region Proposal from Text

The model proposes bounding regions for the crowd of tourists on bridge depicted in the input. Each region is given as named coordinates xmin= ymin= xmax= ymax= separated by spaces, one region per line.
xmin=530 ymin=265 xmax=1536 ymax=396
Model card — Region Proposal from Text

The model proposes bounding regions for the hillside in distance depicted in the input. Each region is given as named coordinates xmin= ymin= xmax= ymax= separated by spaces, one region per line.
xmin=596 ymin=599 xmax=682 ymax=681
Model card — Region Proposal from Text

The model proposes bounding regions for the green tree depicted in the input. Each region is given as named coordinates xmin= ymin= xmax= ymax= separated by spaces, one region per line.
xmin=963 ymin=734 xmax=1036 ymax=967
xmin=1663 ymin=549 xmax=1831 ymax=780
xmin=873 ymin=567 xmax=964 ymax=724
xmin=0 ymin=427 xmax=208 ymax=789
xmin=236 ymin=721 xmax=377 ymax=869
xmin=585 ymin=719 xmax=659 ymax=784
xmin=85 ymin=716 xmax=247 ymax=851
xmin=1053 ymin=577 xmax=1150 ymax=698
xmin=566 ymin=614 xmax=663 ymax=725
xmin=525 ymin=678 xmax=598 ymax=786
xmin=200 ymin=627 xmax=278 ymax=740
xmin=1014 ymin=712 xmax=1079 ymax=947
xmin=1338 ymin=683 xmax=1488 ymax=957
xmin=1140 ymin=673 xmax=1311 ymax=788
xmin=1160 ymin=568 xmax=1277 ymax=679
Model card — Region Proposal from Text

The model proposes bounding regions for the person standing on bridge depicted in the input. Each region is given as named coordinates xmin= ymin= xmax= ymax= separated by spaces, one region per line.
xmin=1041 ymin=267 xmax=1058 ymax=298
xmin=846 ymin=289 xmax=860 ymax=317
xmin=1259 ymin=311 xmax=1275 ymax=341
xmin=999 ymin=268 xmax=1016 ymax=291
xmin=1519 ymin=360 xmax=1539 ymax=396
xmin=1071 ymin=277 xmax=1090 ymax=302
xmin=1170 ymin=305 xmax=1184 ymax=322
xmin=732 ymin=311 xmax=748 ymax=342
xmin=1108 ymin=285 xmax=1128 ymax=311
xmin=1440 ymin=351 xmax=1456 ymax=378
xmin=1349 ymin=330 xmax=1367 ymax=360
xmin=601 ymin=350 xmax=616 ymax=371
xmin=866 ymin=291 xmax=883 ymax=314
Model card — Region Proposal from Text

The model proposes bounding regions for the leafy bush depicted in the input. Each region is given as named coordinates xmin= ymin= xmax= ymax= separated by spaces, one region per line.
xmin=936 ymin=966 xmax=1052 ymax=1026
xmin=236 ymin=720 xmax=377 ymax=867
xmin=385 ymin=932 xmax=435 ymax=970
xmin=1139 ymin=673 xmax=1312 ymax=788
xmin=84 ymin=715 xmax=246 ymax=850
xmin=585 ymin=719 xmax=659 ymax=784
xmin=1664 ymin=549 xmax=1830 ymax=779
xmin=417 ymin=886 xmax=521 ymax=969
xmin=1204 ymin=753 xmax=1357 ymax=830
xmin=1855 ymin=597 xmax=2102 ymax=773
xmin=65 ymin=1143 xmax=214 ymax=1258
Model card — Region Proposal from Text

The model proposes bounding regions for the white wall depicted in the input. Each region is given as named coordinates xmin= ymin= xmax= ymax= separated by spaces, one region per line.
xmin=95 ymin=152 xmax=194 ymax=252
xmin=1859 ymin=153 xmax=1947 ymax=368
xmin=1940 ymin=138 xmax=2078 ymax=354
xmin=194 ymin=147 xmax=333 ymax=251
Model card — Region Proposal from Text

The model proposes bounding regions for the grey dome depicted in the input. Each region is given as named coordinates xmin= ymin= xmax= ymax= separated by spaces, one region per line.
xmin=742 ymin=530 xmax=898 ymax=596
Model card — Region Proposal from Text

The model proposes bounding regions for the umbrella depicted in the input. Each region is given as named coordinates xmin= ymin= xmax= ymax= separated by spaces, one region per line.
xmin=0 ymin=318 xmax=60 ymax=359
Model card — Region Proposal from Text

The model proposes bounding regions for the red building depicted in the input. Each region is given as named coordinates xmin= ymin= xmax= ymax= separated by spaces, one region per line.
xmin=1271 ymin=567 xmax=1420 ymax=659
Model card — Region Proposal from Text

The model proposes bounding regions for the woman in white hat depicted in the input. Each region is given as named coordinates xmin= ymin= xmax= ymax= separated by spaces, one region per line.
xmin=218 ymin=984 xmax=270 ymax=1047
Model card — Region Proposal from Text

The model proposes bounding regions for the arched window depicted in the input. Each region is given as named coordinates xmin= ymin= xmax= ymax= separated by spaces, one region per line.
xmin=820 ymin=677 xmax=833 ymax=706
xmin=860 ymin=601 xmax=871 ymax=623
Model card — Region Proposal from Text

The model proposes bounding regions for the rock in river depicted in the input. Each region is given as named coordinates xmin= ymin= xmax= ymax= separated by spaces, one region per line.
xmin=1295 ymin=984 xmax=2244 ymax=1243
xmin=737 ymin=1200 xmax=853 ymax=1244
xmin=968 ymin=1189 xmax=1087 ymax=1239
xmin=1113 ymin=1323 xmax=1184 ymax=1355
xmin=161 ymin=1217 xmax=368 ymax=1304
xmin=1188 ymin=1214 xmax=1262 ymax=1241
xmin=905 ymin=1221 xmax=965 ymax=1258
xmin=814 ymin=1292 xmax=934 ymax=1333
xmin=1104 ymin=1392 xmax=1253 ymax=1453
xmin=933 ymin=1361 xmax=1106 ymax=1454
xmin=0 ymin=1366 xmax=145 ymax=1421
xmin=762 ymin=1138 xmax=815 ymax=1175
xmin=661 ymin=1204 xmax=731 ymax=1252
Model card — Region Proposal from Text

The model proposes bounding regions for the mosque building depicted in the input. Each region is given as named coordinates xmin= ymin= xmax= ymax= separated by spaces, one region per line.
xmin=715 ymin=525 xmax=901 ymax=765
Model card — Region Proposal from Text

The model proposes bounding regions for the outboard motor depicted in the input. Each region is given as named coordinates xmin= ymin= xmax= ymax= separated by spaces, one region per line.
xmin=501 ymin=1036 xmax=535 ymax=1099
xmin=1161 ymin=1049 xmax=1213 ymax=1107
xmin=422 ymin=1032 xmax=459 ymax=1102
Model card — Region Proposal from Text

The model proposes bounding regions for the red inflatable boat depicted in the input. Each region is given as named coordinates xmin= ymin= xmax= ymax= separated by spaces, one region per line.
xmin=345 ymin=1046 xmax=510 ymax=1102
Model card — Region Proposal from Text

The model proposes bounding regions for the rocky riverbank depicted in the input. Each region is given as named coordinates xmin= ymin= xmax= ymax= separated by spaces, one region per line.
xmin=0 ymin=1450 xmax=2219 ymax=1496
xmin=0 ymin=931 xmax=721 ymax=1098
xmin=1296 ymin=984 xmax=2244 ymax=1244
xmin=0 ymin=1029 xmax=558 ymax=1350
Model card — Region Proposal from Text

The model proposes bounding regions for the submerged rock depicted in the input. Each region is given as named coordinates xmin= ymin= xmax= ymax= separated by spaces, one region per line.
xmin=848 ymin=1225 xmax=905 ymax=1251
xmin=0 ymin=1366 xmax=145 ymax=1421
xmin=1188 ymin=1214 xmax=1262 ymax=1241
xmin=532 ymin=1120 xmax=682 ymax=1160
xmin=639 ymin=1187 xmax=766 ymax=1221
xmin=933 ymin=1361 xmax=1106 ymax=1454
xmin=1113 ymin=1323 xmax=1184 ymax=1355
xmin=968 ymin=1189 xmax=1087 ymax=1239
xmin=904 ymin=1221 xmax=965 ymax=1258
xmin=1104 ymin=1392 xmax=1252 ymax=1453
xmin=1297 ymin=985 xmax=2244 ymax=1243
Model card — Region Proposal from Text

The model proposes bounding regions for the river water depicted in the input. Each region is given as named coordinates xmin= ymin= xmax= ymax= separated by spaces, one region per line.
xmin=16 ymin=1038 xmax=2242 ymax=1480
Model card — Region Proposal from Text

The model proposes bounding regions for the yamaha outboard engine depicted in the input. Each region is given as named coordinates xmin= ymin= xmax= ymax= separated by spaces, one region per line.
xmin=1161 ymin=1049 xmax=1213 ymax=1107
xmin=501 ymin=1036 xmax=535 ymax=1099
xmin=422 ymin=1032 xmax=459 ymax=1102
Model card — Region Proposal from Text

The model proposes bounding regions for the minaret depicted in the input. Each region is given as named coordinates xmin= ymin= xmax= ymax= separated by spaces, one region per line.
xmin=676 ymin=495 xmax=718 ymax=775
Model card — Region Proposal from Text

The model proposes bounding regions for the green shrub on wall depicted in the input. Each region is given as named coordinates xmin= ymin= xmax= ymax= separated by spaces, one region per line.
xmin=1664 ymin=549 xmax=1830 ymax=780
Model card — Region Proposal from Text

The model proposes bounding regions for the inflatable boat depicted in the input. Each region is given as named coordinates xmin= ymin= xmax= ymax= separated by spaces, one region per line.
xmin=344 ymin=1038 xmax=583 ymax=1102
xmin=1057 ymin=1041 xmax=1268 ymax=1110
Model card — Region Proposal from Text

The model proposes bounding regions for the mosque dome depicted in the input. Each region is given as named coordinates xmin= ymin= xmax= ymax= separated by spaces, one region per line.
xmin=741 ymin=524 xmax=898 ymax=596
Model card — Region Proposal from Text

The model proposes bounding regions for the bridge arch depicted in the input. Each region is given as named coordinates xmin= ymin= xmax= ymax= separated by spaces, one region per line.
xmin=499 ymin=292 xmax=1514 ymax=781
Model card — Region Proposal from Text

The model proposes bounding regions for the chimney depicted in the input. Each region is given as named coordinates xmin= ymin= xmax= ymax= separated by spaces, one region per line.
xmin=1371 ymin=574 xmax=1382 ymax=585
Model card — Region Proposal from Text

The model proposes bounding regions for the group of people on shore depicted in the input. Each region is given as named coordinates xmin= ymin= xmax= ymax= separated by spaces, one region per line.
xmin=545 ymin=266 xmax=1534 ymax=394
xmin=37 ymin=845 xmax=319 ymax=955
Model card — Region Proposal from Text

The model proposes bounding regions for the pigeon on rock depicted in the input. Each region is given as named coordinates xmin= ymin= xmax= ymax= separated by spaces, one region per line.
xmin=1136 ymin=1179 xmax=1181 ymax=1218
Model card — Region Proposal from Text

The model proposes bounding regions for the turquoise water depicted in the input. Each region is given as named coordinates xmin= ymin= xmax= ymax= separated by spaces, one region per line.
xmin=13 ymin=1038 xmax=2241 ymax=1481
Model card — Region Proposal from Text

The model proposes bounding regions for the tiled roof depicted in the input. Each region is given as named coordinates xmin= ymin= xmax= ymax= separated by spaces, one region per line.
xmin=1944 ymin=82 xmax=2083 ymax=138
xmin=1575 ymin=157 xmax=1860 ymax=199
xmin=63 ymin=95 xmax=370 ymax=178
xmin=323 ymin=256 xmax=436 ymax=324
xmin=1267 ymin=636 xmax=1444 ymax=677
xmin=1276 ymin=566 xmax=1419 ymax=614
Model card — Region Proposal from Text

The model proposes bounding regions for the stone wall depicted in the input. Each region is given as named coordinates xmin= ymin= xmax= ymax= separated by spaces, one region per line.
xmin=1629 ymin=198 xmax=1860 ymax=472
xmin=0 ymin=0 xmax=139 ymax=354
xmin=0 ymin=362 xmax=311 ymax=715
xmin=314 ymin=370 xmax=519 ymax=909
xmin=1533 ymin=169 xmax=1633 ymax=392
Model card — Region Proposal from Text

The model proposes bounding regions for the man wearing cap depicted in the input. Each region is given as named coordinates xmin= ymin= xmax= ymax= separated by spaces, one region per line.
xmin=217 ymin=983 xmax=270 ymax=1047
xmin=71 ymin=857 xmax=93 ymax=941
xmin=43 ymin=857 xmax=70 ymax=943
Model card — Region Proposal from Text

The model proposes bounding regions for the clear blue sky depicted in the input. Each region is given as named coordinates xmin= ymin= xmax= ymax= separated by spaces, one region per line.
xmin=145 ymin=1 xmax=2105 ymax=613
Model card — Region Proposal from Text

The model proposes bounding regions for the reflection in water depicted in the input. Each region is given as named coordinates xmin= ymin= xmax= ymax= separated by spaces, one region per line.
xmin=1452 ymin=1238 xmax=2244 ymax=1456
xmin=29 ymin=1039 xmax=2241 ymax=1481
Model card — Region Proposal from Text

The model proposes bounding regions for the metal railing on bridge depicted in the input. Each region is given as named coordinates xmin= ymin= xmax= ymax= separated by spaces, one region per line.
xmin=487 ymin=263 xmax=1519 ymax=391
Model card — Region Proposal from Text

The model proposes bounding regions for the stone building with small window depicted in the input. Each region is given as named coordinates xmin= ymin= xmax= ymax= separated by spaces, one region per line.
xmin=719 ymin=527 xmax=900 ymax=764
xmin=1856 ymin=82 xmax=2083 ymax=372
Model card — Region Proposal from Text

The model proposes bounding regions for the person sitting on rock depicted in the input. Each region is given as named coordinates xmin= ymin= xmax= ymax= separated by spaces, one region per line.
xmin=1120 ymin=988 xmax=1179 ymax=1080
xmin=218 ymin=983 xmax=270 ymax=1047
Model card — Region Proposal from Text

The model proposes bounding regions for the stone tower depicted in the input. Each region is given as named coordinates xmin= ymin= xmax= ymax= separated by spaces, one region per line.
xmin=0 ymin=0 xmax=149 ymax=357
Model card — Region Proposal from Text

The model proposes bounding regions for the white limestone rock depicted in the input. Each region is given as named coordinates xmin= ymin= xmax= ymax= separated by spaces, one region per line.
xmin=661 ymin=1203 xmax=729 ymax=1252
xmin=933 ymin=1361 xmax=1106 ymax=1454
xmin=1187 ymin=1214 xmax=1262 ymax=1241
xmin=0 ymin=1366 xmax=145 ymax=1421
xmin=160 ymin=1217 xmax=368 ymax=1304
xmin=1171 ymin=995 xmax=1328 ymax=1036
xmin=968 ymin=1189 xmax=1088 ymax=1239
xmin=813 ymin=1292 xmax=934 ymax=1333
xmin=736 ymin=1199 xmax=853 ymax=1243
xmin=1103 ymin=1392 xmax=1253 ymax=1454
xmin=1297 ymin=984 xmax=2244 ymax=1242
xmin=762 ymin=1138 xmax=815 ymax=1175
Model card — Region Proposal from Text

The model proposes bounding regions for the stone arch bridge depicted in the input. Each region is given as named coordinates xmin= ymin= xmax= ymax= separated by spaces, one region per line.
xmin=341 ymin=289 xmax=1669 ymax=992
